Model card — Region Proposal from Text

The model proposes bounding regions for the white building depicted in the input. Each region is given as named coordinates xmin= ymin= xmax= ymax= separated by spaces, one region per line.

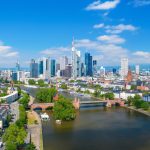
xmin=59 ymin=56 xmax=68 ymax=70
xmin=135 ymin=65 xmax=140 ymax=75
xmin=120 ymin=58 xmax=128 ymax=79
xmin=71 ymin=40 xmax=81 ymax=78
xmin=99 ymin=66 xmax=105 ymax=77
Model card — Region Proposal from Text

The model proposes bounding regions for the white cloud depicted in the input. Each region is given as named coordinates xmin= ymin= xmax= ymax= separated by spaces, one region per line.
xmin=105 ymin=24 xmax=137 ymax=34
xmin=133 ymin=51 xmax=150 ymax=58
xmin=131 ymin=0 xmax=150 ymax=7
xmin=97 ymin=35 xmax=125 ymax=44
xmin=40 ymin=47 xmax=71 ymax=58
xmin=0 ymin=42 xmax=19 ymax=67
xmin=86 ymin=0 xmax=120 ymax=10
xmin=93 ymin=23 xmax=104 ymax=29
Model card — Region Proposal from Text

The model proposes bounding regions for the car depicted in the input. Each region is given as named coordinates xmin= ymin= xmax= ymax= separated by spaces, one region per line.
xmin=0 ymin=142 xmax=3 ymax=148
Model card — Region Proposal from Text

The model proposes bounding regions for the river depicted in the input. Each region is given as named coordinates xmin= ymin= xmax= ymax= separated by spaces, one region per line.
xmin=21 ymin=86 xmax=150 ymax=150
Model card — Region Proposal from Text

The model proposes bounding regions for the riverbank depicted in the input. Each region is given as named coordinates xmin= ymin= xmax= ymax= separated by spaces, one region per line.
xmin=27 ymin=111 xmax=43 ymax=150
xmin=125 ymin=106 xmax=150 ymax=117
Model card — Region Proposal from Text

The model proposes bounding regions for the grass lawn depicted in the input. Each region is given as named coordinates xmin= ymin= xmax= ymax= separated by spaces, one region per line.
xmin=27 ymin=111 xmax=38 ymax=125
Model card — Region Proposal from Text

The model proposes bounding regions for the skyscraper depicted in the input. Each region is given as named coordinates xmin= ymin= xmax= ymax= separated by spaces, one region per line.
xmin=120 ymin=58 xmax=128 ymax=78
xmin=135 ymin=65 xmax=140 ymax=75
xmin=85 ymin=53 xmax=93 ymax=76
xmin=16 ymin=60 xmax=20 ymax=71
xmin=93 ymin=60 xmax=97 ymax=76
xmin=30 ymin=59 xmax=38 ymax=78
xmin=50 ymin=59 xmax=56 ymax=77
xmin=60 ymin=56 xmax=68 ymax=70
xmin=71 ymin=39 xmax=81 ymax=78
xmin=38 ymin=57 xmax=50 ymax=79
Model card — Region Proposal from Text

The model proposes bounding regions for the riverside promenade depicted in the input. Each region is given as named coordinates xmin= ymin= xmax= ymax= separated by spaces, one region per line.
xmin=27 ymin=96 xmax=43 ymax=150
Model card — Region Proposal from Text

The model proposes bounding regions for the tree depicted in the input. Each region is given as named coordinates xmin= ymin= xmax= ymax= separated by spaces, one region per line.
xmin=25 ymin=143 xmax=36 ymax=150
xmin=127 ymin=96 xmax=133 ymax=106
xmin=141 ymin=102 xmax=149 ymax=110
xmin=36 ymin=88 xmax=57 ymax=103
xmin=61 ymin=83 xmax=68 ymax=89
xmin=53 ymin=96 xmax=76 ymax=121
xmin=19 ymin=93 xmax=29 ymax=109
xmin=2 ymin=124 xmax=27 ymax=149
xmin=28 ymin=79 xmax=36 ymax=85
xmin=105 ymin=92 xmax=115 ymax=100
xmin=38 ymin=79 xmax=45 ymax=87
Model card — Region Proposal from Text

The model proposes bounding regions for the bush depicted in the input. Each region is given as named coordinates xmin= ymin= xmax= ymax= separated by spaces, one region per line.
xmin=141 ymin=102 xmax=149 ymax=110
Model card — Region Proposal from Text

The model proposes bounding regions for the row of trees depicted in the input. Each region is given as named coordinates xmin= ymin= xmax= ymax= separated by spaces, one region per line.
xmin=93 ymin=90 xmax=115 ymax=100
xmin=2 ymin=91 xmax=36 ymax=150
xmin=127 ymin=95 xmax=150 ymax=110
xmin=28 ymin=79 xmax=47 ymax=87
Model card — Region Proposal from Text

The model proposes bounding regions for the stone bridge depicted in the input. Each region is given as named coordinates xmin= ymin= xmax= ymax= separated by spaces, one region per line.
xmin=30 ymin=99 xmax=124 ymax=111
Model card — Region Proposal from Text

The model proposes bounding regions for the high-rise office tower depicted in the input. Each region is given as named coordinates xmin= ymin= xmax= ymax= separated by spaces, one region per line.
xmin=60 ymin=56 xmax=68 ymax=70
xmin=135 ymin=65 xmax=140 ymax=75
xmin=50 ymin=59 xmax=56 ymax=77
xmin=71 ymin=39 xmax=81 ymax=78
xmin=38 ymin=57 xmax=50 ymax=79
xmin=85 ymin=53 xmax=93 ymax=76
xmin=30 ymin=59 xmax=38 ymax=78
xmin=120 ymin=58 xmax=128 ymax=78
xmin=93 ymin=60 xmax=97 ymax=75
xmin=16 ymin=60 xmax=20 ymax=71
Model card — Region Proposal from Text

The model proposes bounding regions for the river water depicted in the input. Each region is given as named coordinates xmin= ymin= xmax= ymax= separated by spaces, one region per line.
xmin=21 ymin=87 xmax=150 ymax=150
xmin=42 ymin=92 xmax=150 ymax=150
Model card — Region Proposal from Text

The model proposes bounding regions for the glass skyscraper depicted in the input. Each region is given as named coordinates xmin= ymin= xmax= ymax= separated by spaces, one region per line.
xmin=85 ymin=52 xmax=93 ymax=76
xmin=51 ymin=59 xmax=56 ymax=77
xmin=30 ymin=59 xmax=38 ymax=78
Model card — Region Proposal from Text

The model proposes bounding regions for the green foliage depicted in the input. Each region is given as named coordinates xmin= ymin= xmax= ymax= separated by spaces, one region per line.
xmin=60 ymin=83 xmax=68 ymax=89
xmin=16 ymin=105 xmax=27 ymax=128
xmin=127 ymin=96 xmax=133 ymax=106
xmin=36 ymin=88 xmax=57 ymax=103
xmin=141 ymin=102 xmax=149 ymax=110
xmin=38 ymin=79 xmax=45 ymax=87
xmin=104 ymin=92 xmax=115 ymax=100
xmin=25 ymin=143 xmax=36 ymax=150
xmin=19 ymin=93 xmax=30 ymax=109
xmin=131 ymin=85 xmax=137 ymax=90
xmin=53 ymin=96 xmax=76 ymax=121
xmin=28 ymin=79 xmax=36 ymax=85
xmin=2 ymin=124 xmax=27 ymax=149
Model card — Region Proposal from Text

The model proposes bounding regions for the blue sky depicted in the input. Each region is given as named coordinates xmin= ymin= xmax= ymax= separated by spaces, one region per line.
xmin=0 ymin=0 xmax=150 ymax=67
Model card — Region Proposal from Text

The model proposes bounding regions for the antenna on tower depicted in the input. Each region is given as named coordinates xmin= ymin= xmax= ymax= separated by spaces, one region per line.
xmin=72 ymin=36 xmax=75 ymax=47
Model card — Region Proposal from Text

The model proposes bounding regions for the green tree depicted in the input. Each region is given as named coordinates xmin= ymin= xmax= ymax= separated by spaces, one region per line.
xmin=61 ymin=83 xmax=68 ymax=89
xmin=3 ymin=124 xmax=27 ymax=149
xmin=105 ymin=92 xmax=115 ymax=100
xmin=25 ymin=143 xmax=36 ymax=150
xmin=36 ymin=88 xmax=57 ymax=103
xmin=38 ymin=79 xmax=45 ymax=87
xmin=28 ymin=79 xmax=36 ymax=85
xmin=141 ymin=102 xmax=149 ymax=110
xmin=19 ymin=93 xmax=29 ymax=109
xmin=53 ymin=96 xmax=76 ymax=121
xmin=127 ymin=96 xmax=133 ymax=106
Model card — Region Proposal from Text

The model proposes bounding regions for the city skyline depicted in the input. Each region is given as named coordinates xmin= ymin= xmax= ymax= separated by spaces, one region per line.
xmin=0 ymin=0 xmax=150 ymax=67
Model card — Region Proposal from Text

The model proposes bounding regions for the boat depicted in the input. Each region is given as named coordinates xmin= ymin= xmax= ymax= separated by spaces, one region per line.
xmin=40 ymin=113 xmax=50 ymax=121
xmin=56 ymin=120 xmax=62 ymax=125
